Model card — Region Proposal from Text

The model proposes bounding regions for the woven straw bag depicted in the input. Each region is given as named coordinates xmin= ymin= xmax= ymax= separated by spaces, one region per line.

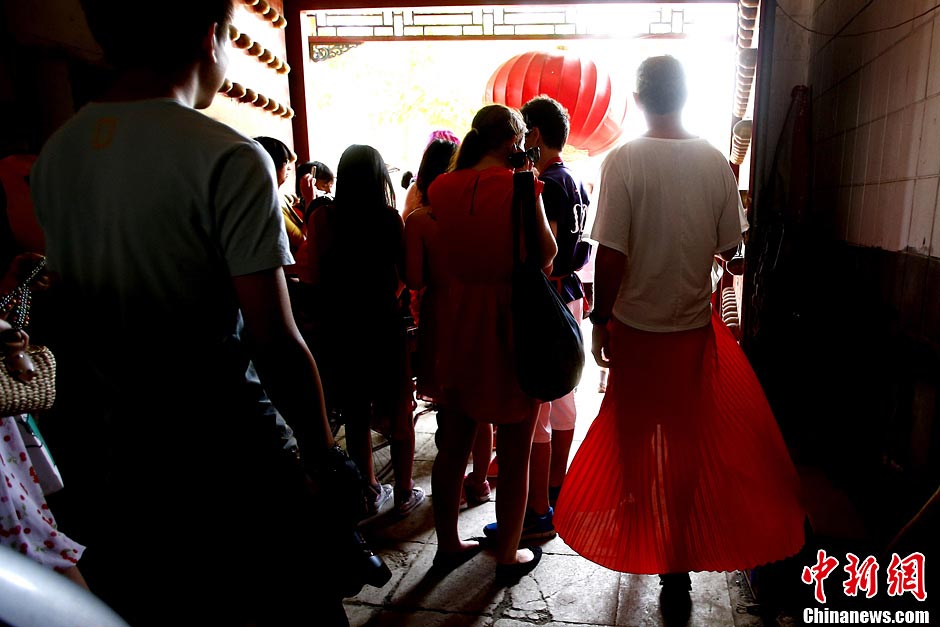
xmin=0 ymin=257 xmax=56 ymax=416
xmin=0 ymin=343 xmax=56 ymax=416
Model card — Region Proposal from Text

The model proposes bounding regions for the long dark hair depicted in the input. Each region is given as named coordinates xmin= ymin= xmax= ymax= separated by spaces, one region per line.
xmin=416 ymin=139 xmax=458 ymax=205
xmin=452 ymin=104 xmax=525 ymax=171
xmin=323 ymin=145 xmax=400 ymax=294
xmin=333 ymin=144 xmax=395 ymax=213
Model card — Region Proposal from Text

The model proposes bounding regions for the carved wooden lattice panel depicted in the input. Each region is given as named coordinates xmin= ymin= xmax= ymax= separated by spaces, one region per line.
xmin=307 ymin=5 xmax=694 ymax=50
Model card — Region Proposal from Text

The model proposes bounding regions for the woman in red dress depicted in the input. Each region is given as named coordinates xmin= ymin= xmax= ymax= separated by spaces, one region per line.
xmin=419 ymin=104 xmax=557 ymax=584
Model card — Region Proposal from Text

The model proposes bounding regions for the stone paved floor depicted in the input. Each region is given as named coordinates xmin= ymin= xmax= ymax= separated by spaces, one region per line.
xmin=341 ymin=353 xmax=801 ymax=626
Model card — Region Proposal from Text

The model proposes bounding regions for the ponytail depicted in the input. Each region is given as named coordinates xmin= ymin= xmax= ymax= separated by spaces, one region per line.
xmin=450 ymin=105 xmax=525 ymax=171
xmin=452 ymin=128 xmax=483 ymax=171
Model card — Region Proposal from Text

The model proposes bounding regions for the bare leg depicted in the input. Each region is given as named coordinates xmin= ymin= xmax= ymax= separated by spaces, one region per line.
xmin=486 ymin=427 xmax=499 ymax=481
xmin=467 ymin=423 xmax=493 ymax=485
xmin=391 ymin=433 xmax=416 ymax=502
xmin=549 ymin=428 xmax=575 ymax=489
xmin=528 ymin=402 xmax=552 ymax=515
xmin=431 ymin=408 xmax=477 ymax=553
xmin=527 ymin=441 xmax=551 ymax=515
xmin=391 ymin=401 xmax=417 ymax=502
xmin=344 ymin=413 xmax=377 ymax=487
xmin=493 ymin=406 xmax=538 ymax=565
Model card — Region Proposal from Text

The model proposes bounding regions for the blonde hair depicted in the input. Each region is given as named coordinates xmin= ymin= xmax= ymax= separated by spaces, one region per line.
xmin=452 ymin=104 xmax=525 ymax=171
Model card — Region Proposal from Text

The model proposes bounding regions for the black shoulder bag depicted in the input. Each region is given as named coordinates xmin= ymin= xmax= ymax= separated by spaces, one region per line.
xmin=510 ymin=172 xmax=585 ymax=402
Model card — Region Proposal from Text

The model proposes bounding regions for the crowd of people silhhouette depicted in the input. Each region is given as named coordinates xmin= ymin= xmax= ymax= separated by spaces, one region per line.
xmin=0 ymin=0 xmax=806 ymax=624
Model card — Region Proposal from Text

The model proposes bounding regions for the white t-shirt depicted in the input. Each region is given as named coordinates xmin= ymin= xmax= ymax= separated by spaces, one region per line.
xmin=591 ymin=136 xmax=746 ymax=332
xmin=32 ymin=98 xmax=292 ymax=350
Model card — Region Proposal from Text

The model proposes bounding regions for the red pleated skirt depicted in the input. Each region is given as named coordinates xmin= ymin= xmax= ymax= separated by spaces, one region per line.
xmin=554 ymin=313 xmax=805 ymax=574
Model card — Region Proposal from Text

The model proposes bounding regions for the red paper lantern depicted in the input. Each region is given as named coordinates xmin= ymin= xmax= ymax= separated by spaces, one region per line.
xmin=485 ymin=51 xmax=627 ymax=155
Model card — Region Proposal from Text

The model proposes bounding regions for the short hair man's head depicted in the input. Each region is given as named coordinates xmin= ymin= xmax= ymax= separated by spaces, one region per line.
xmin=80 ymin=0 xmax=234 ymax=73
xmin=635 ymin=55 xmax=688 ymax=115
xmin=520 ymin=96 xmax=570 ymax=150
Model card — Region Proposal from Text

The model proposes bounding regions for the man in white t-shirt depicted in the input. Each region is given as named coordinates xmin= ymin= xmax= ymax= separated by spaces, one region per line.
xmin=588 ymin=61 xmax=747 ymax=338
xmin=30 ymin=2 xmax=368 ymax=624
xmin=555 ymin=57 xmax=805 ymax=612
xmin=586 ymin=52 xmax=746 ymax=600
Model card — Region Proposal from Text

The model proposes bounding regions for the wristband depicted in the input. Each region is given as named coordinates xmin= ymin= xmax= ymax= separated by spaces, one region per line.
xmin=589 ymin=311 xmax=611 ymax=325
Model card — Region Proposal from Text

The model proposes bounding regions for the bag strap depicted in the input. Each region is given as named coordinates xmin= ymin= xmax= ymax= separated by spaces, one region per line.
xmin=0 ymin=256 xmax=45 ymax=330
xmin=512 ymin=175 xmax=521 ymax=266
xmin=511 ymin=172 xmax=538 ymax=269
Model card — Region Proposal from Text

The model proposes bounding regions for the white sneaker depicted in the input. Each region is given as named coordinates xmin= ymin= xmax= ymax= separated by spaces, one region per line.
xmin=395 ymin=486 xmax=426 ymax=517
xmin=360 ymin=483 xmax=394 ymax=524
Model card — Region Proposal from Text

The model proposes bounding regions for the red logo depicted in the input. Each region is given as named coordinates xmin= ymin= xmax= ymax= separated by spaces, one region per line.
xmin=843 ymin=553 xmax=879 ymax=598
xmin=802 ymin=549 xmax=840 ymax=603
xmin=886 ymin=552 xmax=926 ymax=602
xmin=802 ymin=551 xmax=927 ymax=603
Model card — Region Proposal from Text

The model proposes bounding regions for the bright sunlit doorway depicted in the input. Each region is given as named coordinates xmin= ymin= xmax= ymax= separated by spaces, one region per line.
xmin=297 ymin=3 xmax=742 ymax=211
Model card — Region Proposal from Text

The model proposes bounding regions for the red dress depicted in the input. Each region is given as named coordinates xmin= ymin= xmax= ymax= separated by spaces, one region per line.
xmin=554 ymin=313 xmax=806 ymax=574
xmin=425 ymin=167 xmax=543 ymax=424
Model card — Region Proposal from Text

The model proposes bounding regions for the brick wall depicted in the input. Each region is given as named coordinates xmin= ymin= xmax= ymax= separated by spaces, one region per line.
xmin=747 ymin=0 xmax=940 ymax=545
